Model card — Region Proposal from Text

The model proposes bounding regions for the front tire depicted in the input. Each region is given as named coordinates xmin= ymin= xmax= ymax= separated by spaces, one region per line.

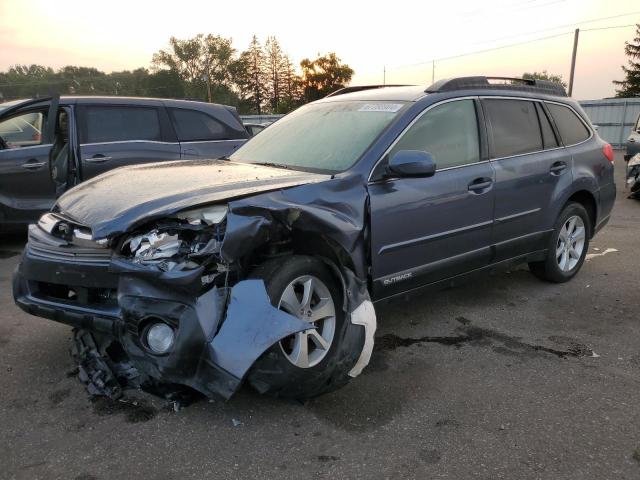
xmin=247 ymin=255 xmax=365 ymax=400
xmin=529 ymin=202 xmax=591 ymax=283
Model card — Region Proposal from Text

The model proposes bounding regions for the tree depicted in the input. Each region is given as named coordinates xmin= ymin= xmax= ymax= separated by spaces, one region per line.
xmin=300 ymin=53 xmax=353 ymax=102
xmin=278 ymin=55 xmax=303 ymax=113
xmin=263 ymin=36 xmax=288 ymax=112
xmin=613 ymin=24 xmax=640 ymax=97
xmin=201 ymin=34 xmax=236 ymax=102
xmin=522 ymin=70 xmax=567 ymax=87
xmin=152 ymin=34 xmax=237 ymax=102
xmin=234 ymin=35 xmax=268 ymax=114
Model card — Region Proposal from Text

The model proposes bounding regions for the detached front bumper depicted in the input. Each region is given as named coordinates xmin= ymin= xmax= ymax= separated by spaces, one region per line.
xmin=13 ymin=234 xmax=309 ymax=399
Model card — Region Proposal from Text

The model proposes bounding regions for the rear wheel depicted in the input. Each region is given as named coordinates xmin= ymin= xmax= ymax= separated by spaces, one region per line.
xmin=529 ymin=202 xmax=590 ymax=283
xmin=247 ymin=255 xmax=365 ymax=400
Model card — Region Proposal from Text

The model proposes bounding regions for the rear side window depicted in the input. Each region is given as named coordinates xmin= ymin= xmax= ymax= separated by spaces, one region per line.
xmin=547 ymin=103 xmax=591 ymax=146
xmin=484 ymin=99 xmax=542 ymax=158
xmin=170 ymin=108 xmax=228 ymax=142
xmin=535 ymin=103 xmax=559 ymax=149
xmin=390 ymin=99 xmax=480 ymax=170
xmin=83 ymin=106 xmax=161 ymax=143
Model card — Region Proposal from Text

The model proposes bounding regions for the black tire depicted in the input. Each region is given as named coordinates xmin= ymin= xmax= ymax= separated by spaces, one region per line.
xmin=247 ymin=255 xmax=365 ymax=400
xmin=528 ymin=202 xmax=591 ymax=283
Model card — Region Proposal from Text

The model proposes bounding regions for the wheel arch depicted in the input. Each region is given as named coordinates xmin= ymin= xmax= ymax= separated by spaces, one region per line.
xmin=564 ymin=189 xmax=597 ymax=237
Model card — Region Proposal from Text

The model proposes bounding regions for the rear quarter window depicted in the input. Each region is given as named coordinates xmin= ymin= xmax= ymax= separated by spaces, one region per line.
xmin=169 ymin=108 xmax=229 ymax=142
xmin=547 ymin=103 xmax=591 ymax=146
xmin=83 ymin=106 xmax=161 ymax=143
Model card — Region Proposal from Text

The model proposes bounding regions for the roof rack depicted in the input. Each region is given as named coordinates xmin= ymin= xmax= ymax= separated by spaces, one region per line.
xmin=325 ymin=84 xmax=413 ymax=97
xmin=425 ymin=76 xmax=567 ymax=97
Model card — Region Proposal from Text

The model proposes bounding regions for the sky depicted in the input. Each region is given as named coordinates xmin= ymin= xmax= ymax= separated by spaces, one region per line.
xmin=0 ymin=0 xmax=638 ymax=99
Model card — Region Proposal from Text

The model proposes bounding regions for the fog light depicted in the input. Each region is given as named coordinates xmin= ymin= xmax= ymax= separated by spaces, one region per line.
xmin=146 ymin=323 xmax=175 ymax=354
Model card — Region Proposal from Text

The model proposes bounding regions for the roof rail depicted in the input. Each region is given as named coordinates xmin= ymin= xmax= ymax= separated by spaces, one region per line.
xmin=325 ymin=84 xmax=414 ymax=97
xmin=425 ymin=76 xmax=567 ymax=97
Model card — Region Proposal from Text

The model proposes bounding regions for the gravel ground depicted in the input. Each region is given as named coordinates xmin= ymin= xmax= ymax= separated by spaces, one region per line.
xmin=1 ymin=153 xmax=639 ymax=480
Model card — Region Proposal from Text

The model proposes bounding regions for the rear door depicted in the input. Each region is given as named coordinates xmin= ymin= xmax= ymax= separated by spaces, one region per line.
xmin=483 ymin=97 xmax=571 ymax=261
xmin=77 ymin=104 xmax=180 ymax=179
xmin=168 ymin=107 xmax=246 ymax=159
xmin=0 ymin=103 xmax=57 ymax=224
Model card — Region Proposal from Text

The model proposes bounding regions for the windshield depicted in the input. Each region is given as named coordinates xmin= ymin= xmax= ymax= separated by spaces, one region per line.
xmin=230 ymin=101 xmax=407 ymax=173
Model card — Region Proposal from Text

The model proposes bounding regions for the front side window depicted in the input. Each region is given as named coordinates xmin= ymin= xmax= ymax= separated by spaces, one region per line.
xmin=170 ymin=109 xmax=228 ymax=142
xmin=389 ymin=99 xmax=480 ymax=170
xmin=546 ymin=103 xmax=591 ymax=146
xmin=0 ymin=111 xmax=45 ymax=148
xmin=230 ymin=101 xmax=406 ymax=173
xmin=83 ymin=106 xmax=161 ymax=144
xmin=484 ymin=99 xmax=543 ymax=158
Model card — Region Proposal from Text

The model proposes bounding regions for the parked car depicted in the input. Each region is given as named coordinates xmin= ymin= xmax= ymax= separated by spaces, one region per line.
xmin=0 ymin=96 xmax=249 ymax=228
xmin=625 ymin=112 xmax=640 ymax=162
xmin=13 ymin=76 xmax=615 ymax=402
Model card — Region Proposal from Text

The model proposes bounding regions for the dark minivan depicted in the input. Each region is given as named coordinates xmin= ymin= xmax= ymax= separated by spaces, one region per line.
xmin=0 ymin=96 xmax=249 ymax=227
xmin=14 ymin=77 xmax=615 ymax=402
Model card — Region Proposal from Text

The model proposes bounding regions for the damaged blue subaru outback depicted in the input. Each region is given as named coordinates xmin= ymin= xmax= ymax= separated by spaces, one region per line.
xmin=13 ymin=77 xmax=616 ymax=401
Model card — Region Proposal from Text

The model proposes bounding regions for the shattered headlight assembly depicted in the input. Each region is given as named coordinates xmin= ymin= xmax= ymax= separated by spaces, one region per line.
xmin=121 ymin=205 xmax=228 ymax=272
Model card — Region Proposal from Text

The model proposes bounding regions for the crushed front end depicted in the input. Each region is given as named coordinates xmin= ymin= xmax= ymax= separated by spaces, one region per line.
xmin=13 ymin=209 xmax=311 ymax=400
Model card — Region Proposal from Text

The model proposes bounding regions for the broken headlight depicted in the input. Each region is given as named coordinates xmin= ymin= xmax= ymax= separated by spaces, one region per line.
xmin=121 ymin=205 xmax=228 ymax=272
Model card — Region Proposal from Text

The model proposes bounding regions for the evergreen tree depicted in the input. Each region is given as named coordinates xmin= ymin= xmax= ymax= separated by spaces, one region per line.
xmin=613 ymin=24 xmax=640 ymax=97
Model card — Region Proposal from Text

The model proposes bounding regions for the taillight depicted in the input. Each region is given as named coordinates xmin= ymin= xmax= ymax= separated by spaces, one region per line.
xmin=33 ymin=132 xmax=41 ymax=142
xmin=602 ymin=143 xmax=614 ymax=163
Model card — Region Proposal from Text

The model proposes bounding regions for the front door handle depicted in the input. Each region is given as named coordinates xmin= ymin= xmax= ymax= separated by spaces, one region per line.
xmin=550 ymin=161 xmax=567 ymax=175
xmin=468 ymin=177 xmax=493 ymax=193
xmin=84 ymin=155 xmax=112 ymax=164
xmin=22 ymin=160 xmax=46 ymax=170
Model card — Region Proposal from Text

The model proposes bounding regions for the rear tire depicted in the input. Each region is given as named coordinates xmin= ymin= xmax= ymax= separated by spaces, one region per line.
xmin=528 ymin=202 xmax=591 ymax=283
xmin=247 ymin=255 xmax=365 ymax=400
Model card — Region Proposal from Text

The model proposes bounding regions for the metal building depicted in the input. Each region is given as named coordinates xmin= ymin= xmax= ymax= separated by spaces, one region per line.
xmin=579 ymin=98 xmax=640 ymax=149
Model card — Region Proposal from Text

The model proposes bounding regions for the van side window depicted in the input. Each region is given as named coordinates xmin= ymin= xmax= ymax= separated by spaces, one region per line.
xmin=389 ymin=99 xmax=480 ymax=170
xmin=169 ymin=109 xmax=228 ymax=142
xmin=546 ymin=103 xmax=591 ymax=146
xmin=83 ymin=106 xmax=161 ymax=143
xmin=484 ymin=99 xmax=542 ymax=158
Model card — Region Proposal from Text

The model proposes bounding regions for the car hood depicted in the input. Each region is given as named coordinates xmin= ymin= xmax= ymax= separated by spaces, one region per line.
xmin=56 ymin=159 xmax=329 ymax=238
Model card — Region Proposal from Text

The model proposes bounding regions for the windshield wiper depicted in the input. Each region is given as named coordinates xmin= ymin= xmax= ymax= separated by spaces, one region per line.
xmin=253 ymin=162 xmax=290 ymax=170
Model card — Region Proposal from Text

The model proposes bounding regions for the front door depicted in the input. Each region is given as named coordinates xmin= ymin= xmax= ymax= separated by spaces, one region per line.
xmin=368 ymin=98 xmax=495 ymax=299
xmin=0 ymin=103 xmax=57 ymax=225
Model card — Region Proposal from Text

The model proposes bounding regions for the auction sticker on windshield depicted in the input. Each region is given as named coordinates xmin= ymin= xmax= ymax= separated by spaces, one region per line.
xmin=358 ymin=103 xmax=404 ymax=113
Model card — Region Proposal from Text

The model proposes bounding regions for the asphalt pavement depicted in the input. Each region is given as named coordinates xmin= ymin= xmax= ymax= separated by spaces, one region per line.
xmin=1 ymin=153 xmax=639 ymax=480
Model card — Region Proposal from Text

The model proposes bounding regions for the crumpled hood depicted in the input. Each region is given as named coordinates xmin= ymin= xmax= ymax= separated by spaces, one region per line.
xmin=56 ymin=159 xmax=328 ymax=238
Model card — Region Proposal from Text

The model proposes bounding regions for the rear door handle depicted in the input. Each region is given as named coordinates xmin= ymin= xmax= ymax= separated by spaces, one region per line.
xmin=84 ymin=155 xmax=112 ymax=163
xmin=550 ymin=161 xmax=567 ymax=175
xmin=468 ymin=177 xmax=493 ymax=193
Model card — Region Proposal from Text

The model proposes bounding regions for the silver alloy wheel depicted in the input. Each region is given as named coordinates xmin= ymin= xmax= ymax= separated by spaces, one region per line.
xmin=277 ymin=275 xmax=336 ymax=368
xmin=556 ymin=215 xmax=586 ymax=272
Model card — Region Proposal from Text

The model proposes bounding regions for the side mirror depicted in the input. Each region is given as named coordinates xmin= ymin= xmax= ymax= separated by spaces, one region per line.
xmin=387 ymin=150 xmax=436 ymax=178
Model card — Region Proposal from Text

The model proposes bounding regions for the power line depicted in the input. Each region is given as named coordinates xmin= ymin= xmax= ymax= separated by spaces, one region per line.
xmin=582 ymin=24 xmax=637 ymax=32
xmin=386 ymin=11 xmax=640 ymax=71
xmin=387 ymin=30 xmax=574 ymax=71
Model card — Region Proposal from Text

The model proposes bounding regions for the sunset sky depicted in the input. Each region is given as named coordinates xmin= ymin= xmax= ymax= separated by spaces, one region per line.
xmin=0 ymin=0 xmax=638 ymax=100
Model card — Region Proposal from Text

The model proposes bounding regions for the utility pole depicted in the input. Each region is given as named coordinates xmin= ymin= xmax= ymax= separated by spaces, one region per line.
xmin=383 ymin=66 xmax=386 ymax=86
xmin=432 ymin=60 xmax=435 ymax=83
xmin=568 ymin=28 xmax=579 ymax=96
